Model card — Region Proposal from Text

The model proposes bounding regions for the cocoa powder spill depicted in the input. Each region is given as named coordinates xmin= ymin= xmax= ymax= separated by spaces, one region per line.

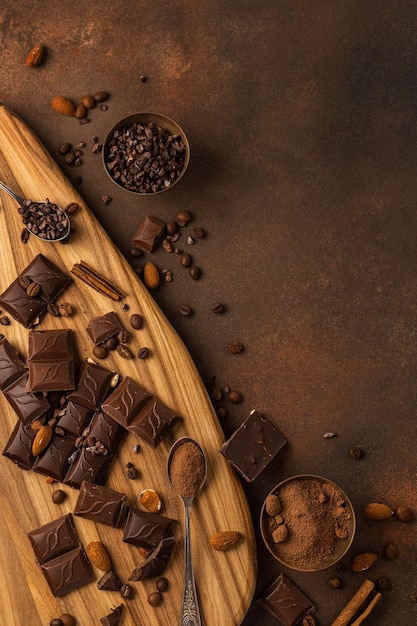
xmin=264 ymin=477 xmax=351 ymax=568
xmin=170 ymin=441 xmax=205 ymax=498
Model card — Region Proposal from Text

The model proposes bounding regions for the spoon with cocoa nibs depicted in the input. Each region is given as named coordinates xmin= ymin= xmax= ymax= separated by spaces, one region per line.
xmin=167 ymin=437 xmax=207 ymax=626
xmin=0 ymin=181 xmax=71 ymax=242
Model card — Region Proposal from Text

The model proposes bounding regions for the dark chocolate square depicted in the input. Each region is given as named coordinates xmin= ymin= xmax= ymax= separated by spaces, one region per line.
xmin=123 ymin=508 xmax=174 ymax=550
xmin=40 ymin=546 xmax=94 ymax=597
xmin=56 ymin=400 xmax=94 ymax=438
xmin=2 ymin=419 xmax=37 ymax=470
xmin=101 ymin=376 xmax=152 ymax=428
xmin=88 ymin=410 xmax=125 ymax=454
xmin=3 ymin=372 xmax=50 ymax=424
xmin=0 ymin=277 xmax=47 ymax=327
xmin=28 ymin=513 xmax=80 ymax=565
xmin=130 ymin=398 xmax=181 ymax=448
xmin=22 ymin=253 xmax=71 ymax=303
xmin=27 ymin=329 xmax=75 ymax=392
xmin=258 ymin=572 xmax=316 ymax=626
xmin=32 ymin=433 xmax=77 ymax=482
xmin=0 ymin=337 xmax=26 ymax=390
xmin=131 ymin=214 xmax=165 ymax=252
xmin=66 ymin=360 xmax=115 ymax=410
xmin=64 ymin=447 xmax=113 ymax=489
xmin=219 ymin=409 xmax=286 ymax=482
xmin=74 ymin=481 xmax=127 ymax=527
xmin=86 ymin=311 xmax=124 ymax=346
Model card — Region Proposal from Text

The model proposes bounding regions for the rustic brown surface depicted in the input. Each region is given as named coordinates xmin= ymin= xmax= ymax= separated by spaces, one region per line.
xmin=0 ymin=106 xmax=256 ymax=625
xmin=0 ymin=1 xmax=417 ymax=624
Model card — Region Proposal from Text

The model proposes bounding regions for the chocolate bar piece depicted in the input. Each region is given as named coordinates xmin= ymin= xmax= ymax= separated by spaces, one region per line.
xmin=67 ymin=360 xmax=115 ymax=410
xmin=0 ymin=277 xmax=47 ymax=327
xmin=2 ymin=420 xmax=37 ymax=470
xmin=219 ymin=409 xmax=286 ymax=482
xmin=32 ymin=432 xmax=77 ymax=482
xmin=3 ymin=372 xmax=50 ymax=424
xmin=87 ymin=411 xmax=125 ymax=454
xmin=100 ymin=604 xmax=123 ymax=626
xmin=74 ymin=481 xmax=127 ymax=528
xmin=64 ymin=447 xmax=113 ymax=489
xmin=97 ymin=570 xmax=122 ymax=591
xmin=123 ymin=508 xmax=174 ymax=550
xmin=0 ymin=337 xmax=26 ymax=390
xmin=131 ymin=214 xmax=165 ymax=252
xmin=27 ymin=329 xmax=75 ymax=392
xmin=28 ymin=513 xmax=80 ymax=565
xmin=129 ymin=536 xmax=176 ymax=581
xmin=258 ymin=572 xmax=316 ymax=626
xmin=41 ymin=546 xmax=94 ymax=597
xmin=56 ymin=401 xmax=94 ymax=438
xmin=86 ymin=311 xmax=124 ymax=346
xmin=22 ymin=253 xmax=71 ymax=303
xmin=101 ymin=376 xmax=181 ymax=448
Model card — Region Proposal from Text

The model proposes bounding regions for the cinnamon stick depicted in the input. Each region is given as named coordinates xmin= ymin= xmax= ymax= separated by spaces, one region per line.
xmin=331 ymin=579 xmax=382 ymax=626
xmin=71 ymin=261 xmax=125 ymax=301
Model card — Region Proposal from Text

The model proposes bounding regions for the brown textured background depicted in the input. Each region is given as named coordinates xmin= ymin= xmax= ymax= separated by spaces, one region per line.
xmin=1 ymin=1 xmax=417 ymax=624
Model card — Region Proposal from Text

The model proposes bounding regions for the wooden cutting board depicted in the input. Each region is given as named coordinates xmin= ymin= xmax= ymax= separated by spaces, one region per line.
xmin=0 ymin=105 xmax=257 ymax=626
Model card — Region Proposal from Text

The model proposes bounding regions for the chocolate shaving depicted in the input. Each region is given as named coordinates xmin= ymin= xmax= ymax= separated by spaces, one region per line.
xmin=71 ymin=261 xmax=125 ymax=301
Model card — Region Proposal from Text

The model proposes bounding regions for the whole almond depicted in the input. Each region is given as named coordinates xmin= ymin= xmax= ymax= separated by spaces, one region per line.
xmin=364 ymin=502 xmax=393 ymax=520
xmin=51 ymin=96 xmax=76 ymax=117
xmin=86 ymin=541 xmax=112 ymax=572
xmin=351 ymin=552 xmax=377 ymax=572
xmin=26 ymin=43 xmax=44 ymax=67
xmin=143 ymin=261 xmax=160 ymax=290
xmin=32 ymin=425 xmax=53 ymax=456
xmin=139 ymin=488 xmax=162 ymax=513
xmin=210 ymin=531 xmax=242 ymax=552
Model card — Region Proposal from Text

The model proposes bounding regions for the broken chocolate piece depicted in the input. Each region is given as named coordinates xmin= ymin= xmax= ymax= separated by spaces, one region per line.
xmin=129 ymin=536 xmax=175 ymax=581
xmin=131 ymin=214 xmax=165 ymax=252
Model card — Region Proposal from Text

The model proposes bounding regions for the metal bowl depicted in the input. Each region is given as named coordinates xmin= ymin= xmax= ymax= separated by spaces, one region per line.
xmin=102 ymin=112 xmax=190 ymax=195
xmin=260 ymin=474 xmax=356 ymax=572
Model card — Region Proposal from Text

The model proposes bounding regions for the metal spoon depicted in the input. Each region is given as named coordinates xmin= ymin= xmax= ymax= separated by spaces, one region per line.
xmin=167 ymin=437 xmax=207 ymax=626
xmin=0 ymin=181 xmax=70 ymax=242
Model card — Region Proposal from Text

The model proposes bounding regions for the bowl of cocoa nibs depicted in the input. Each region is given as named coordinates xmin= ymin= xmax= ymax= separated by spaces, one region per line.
xmin=102 ymin=113 xmax=190 ymax=195
xmin=260 ymin=474 xmax=356 ymax=572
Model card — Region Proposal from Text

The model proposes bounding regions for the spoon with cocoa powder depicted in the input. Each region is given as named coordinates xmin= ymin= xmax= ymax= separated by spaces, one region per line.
xmin=0 ymin=181 xmax=70 ymax=242
xmin=167 ymin=437 xmax=207 ymax=626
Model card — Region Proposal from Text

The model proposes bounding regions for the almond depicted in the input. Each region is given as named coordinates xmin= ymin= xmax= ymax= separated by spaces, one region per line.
xmin=351 ymin=552 xmax=377 ymax=572
xmin=209 ymin=530 xmax=242 ymax=552
xmin=139 ymin=488 xmax=162 ymax=513
xmin=143 ymin=261 xmax=160 ymax=290
xmin=26 ymin=43 xmax=44 ymax=67
xmin=32 ymin=425 xmax=53 ymax=456
xmin=364 ymin=502 xmax=393 ymax=520
xmin=51 ymin=96 xmax=76 ymax=117
xmin=86 ymin=541 xmax=112 ymax=572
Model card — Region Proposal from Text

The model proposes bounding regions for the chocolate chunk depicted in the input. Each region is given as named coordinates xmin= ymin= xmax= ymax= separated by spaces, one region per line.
xmin=129 ymin=536 xmax=175 ymax=581
xmin=123 ymin=508 xmax=174 ymax=551
xmin=97 ymin=569 xmax=122 ymax=591
xmin=87 ymin=311 xmax=124 ymax=346
xmin=101 ymin=376 xmax=152 ymax=428
xmin=101 ymin=376 xmax=181 ymax=448
xmin=28 ymin=514 xmax=80 ymax=565
xmin=258 ymin=573 xmax=316 ymax=626
xmin=27 ymin=329 xmax=76 ymax=392
xmin=131 ymin=214 xmax=165 ymax=252
xmin=67 ymin=360 xmax=116 ymax=410
xmin=3 ymin=372 xmax=50 ymax=424
xmin=0 ymin=337 xmax=26 ymax=390
xmin=2 ymin=419 xmax=37 ymax=469
xmin=56 ymin=401 xmax=94 ymax=438
xmin=32 ymin=432 xmax=77 ymax=482
xmin=41 ymin=546 xmax=94 ymax=597
xmin=64 ymin=447 xmax=113 ymax=489
xmin=0 ymin=277 xmax=47 ymax=327
xmin=87 ymin=410 xmax=125 ymax=454
xmin=219 ymin=409 xmax=286 ymax=482
xmin=99 ymin=604 xmax=123 ymax=626
xmin=74 ymin=481 xmax=127 ymax=527
xmin=22 ymin=253 xmax=71 ymax=303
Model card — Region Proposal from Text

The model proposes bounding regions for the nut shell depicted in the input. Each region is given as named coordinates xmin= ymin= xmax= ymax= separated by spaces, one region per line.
xmin=139 ymin=488 xmax=162 ymax=513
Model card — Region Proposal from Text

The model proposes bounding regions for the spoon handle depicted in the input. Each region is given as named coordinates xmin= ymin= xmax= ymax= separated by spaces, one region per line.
xmin=0 ymin=181 xmax=24 ymax=206
xmin=180 ymin=499 xmax=201 ymax=626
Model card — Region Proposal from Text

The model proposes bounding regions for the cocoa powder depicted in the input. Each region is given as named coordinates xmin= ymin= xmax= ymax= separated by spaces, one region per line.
xmin=170 ymin=441 xmax=205 ymax=498
xmin=263 ymin=477 xmax=352 ymax=569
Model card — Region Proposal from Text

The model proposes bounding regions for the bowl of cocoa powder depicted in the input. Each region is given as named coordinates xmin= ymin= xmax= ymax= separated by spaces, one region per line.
xmin=260 ymin=474 xmax=356 ymax=572
xmin=102 ymin=113 xmax=190 ymax=194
